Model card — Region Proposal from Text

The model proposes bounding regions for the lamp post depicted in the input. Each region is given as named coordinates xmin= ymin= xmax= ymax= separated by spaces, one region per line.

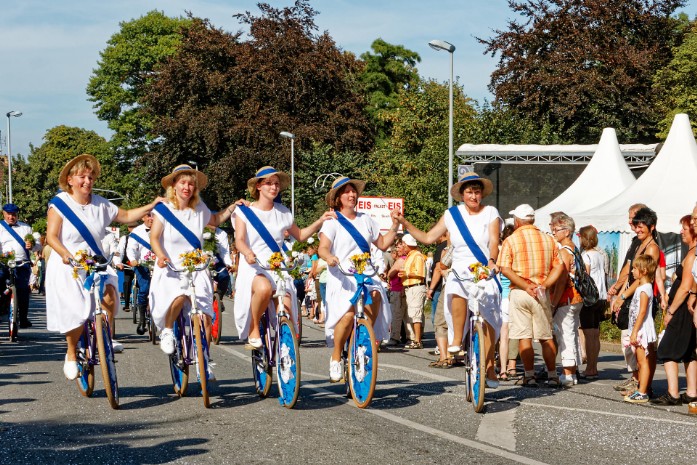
xmin=280 ymin=131 xmax=295 ymax=217
xmin=428 ymin=40 xmax=456 ymax=207
xmin=5 ymin=111 xmax=22 ymax=204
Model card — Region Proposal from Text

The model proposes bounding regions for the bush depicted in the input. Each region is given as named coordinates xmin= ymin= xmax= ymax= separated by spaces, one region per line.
xmin=599 ymin=320 xmax=621 ymax=342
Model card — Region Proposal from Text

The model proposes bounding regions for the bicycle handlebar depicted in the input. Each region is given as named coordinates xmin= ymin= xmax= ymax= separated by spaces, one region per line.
xmin=6 ymin=258 xmax=31 ymax=269
xmin=165 ymin=257 xmax=212 ymax=273
xmin=450 ymin=268 xmax=497 ymax=283
xmin=337 ymin=261 xmax=378 ymax=278
xmin=255 ymin=257 xmax=302 ymax=272
xmin=68 ymin=253 xmax=115 ymax=272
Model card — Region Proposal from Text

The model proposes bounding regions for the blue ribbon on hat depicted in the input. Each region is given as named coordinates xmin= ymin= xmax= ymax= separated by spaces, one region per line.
xmin=256 ymin=167 xmax=278 ymax=177
xmin=349 ymin=273 xmax=373 ymax=306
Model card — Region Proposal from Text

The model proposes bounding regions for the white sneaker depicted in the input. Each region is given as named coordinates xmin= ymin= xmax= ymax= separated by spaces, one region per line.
xmin=160 ymin=328 xmax=175 ymax=355
xmin=207 ymin=364 xmax=217 ymax=382
xmin=111 ymin=340 xmax=124 ymax=353
xmin=63 ymin=355 xmax=79 ymax=380
xmin=560 ymin=374 xmax=575 ymax=387
xmin=329 ymin=360 xmax=343 ymax=382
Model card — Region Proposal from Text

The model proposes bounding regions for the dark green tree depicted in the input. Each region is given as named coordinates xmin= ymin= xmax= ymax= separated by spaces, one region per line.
xmin=480 ymin=0 xmax=686 ymax=143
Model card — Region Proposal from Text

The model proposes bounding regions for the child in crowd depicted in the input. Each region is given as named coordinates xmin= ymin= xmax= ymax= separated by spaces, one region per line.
xmin=623 ymin=254 xmax=658 ymax=403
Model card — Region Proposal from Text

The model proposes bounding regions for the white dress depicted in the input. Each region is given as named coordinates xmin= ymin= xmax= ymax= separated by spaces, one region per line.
xmin=46 ymin=192 xmax=121 ymax=333
xmin=319 ymin=213 xmax=391 ymax=347
xmin=149 ymin=201 xmax=214 ymax=330
xmin=443 ymin=205 xmax=503 ymax=344
xmin=232 ymin=203 xmax=299 ymax=339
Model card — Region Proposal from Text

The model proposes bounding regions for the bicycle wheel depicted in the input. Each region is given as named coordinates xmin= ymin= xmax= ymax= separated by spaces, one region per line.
xmin=297 ymin=306 xmax=303 ymax=342
xmin=75 ymin=326 xmax=94 ymax=397
xmin=469 ymin=321 xmax=487 ymax=413
xmin=148 ymin=307 xmax=157 ymax=345
xmin=212 ymin=294 xmax=222 ymax=345
xmin=193 ymin=316 xmax=210 ymax=408
xmin=131 ymin=281 xmax=138 ymax=323
xmin=95 ymin=314 xmax=119 ymax=409
xmin=251 ymin=317 xmax=272 ymax=398
xmin=8 ymin=288 xmax=17 ymax=342
xmin=348 ymin=318 xmax=377 ymax=408
xmin=276 ymin=316 xmax=300 ymax=408
xmin=169 ymin=318 xmax=189 ymax=396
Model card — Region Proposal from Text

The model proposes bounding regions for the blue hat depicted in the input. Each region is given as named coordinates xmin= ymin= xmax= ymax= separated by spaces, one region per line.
xmin=2 ymin=204 xmax=19 ymax=213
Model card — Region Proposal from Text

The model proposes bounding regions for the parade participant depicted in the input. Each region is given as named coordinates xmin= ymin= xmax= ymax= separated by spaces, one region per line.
xmin=46 ymin=154 xmax=163 ymax=380
xmin=234 ymin=166 xmax=333 ymax=348
xmin=126 ymin=213 xmax=154 ymax=335
xmin=319 ymin=175 xmax=399 ymax=382
xmin=116 ymin=223 xmax=136 ymax=312
xmin=394 ymin=172 xmax=502 ymax=387
xmin=0 ymin=203 xmax=35 ymax=330
xmin=149 ymin=164 xmax=242 ymax=381
xmin=209 ymin=226 xmax=233 ymax=314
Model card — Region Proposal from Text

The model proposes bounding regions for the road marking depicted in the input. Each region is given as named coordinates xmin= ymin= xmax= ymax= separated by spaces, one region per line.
xmin=218 ymin=344 xmax=546 ymax=465
xmin=476 ymin=401 xmax=517 ymax=451
xmin=379 ymin=363 xmax=462 ymax=382
xmin=519 ymin=401 xmax=697 ymax=426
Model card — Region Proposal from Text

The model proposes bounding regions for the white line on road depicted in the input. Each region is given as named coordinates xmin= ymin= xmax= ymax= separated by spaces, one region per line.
xmin=518 ymin=401 xmax=697 ymax=426
xmin=379 ymin=362 xmax=463 ymax=383
xmin=218 ymin=344 xmax=547 ymax=465
xmin=476 ymin=401 xmax=518 ymax=451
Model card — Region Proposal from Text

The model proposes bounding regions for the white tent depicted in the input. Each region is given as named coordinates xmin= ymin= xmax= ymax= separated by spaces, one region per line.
xmin=573 ymin=113 xmax=697 ymax=234
xmin=534 ymin=128 xmax=636 ymax=231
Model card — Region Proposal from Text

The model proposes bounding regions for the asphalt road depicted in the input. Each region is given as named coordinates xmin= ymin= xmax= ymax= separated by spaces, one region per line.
xmin=1 ymin=295 xmax=696 ymax=465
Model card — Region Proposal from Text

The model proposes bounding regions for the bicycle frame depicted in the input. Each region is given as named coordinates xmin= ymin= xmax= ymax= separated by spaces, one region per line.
xmin=4 ymin=259 xmax=30 ymax=342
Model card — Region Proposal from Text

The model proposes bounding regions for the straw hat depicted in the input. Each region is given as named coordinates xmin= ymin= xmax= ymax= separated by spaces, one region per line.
xmin=247 ymin=166 xmax=290 ymax=199
xmin=59 ymin=154 xmax=101 ymax=192
xmin=161 ymin=164 xmax=208 ymax=190
xmin=325 ymin=176 xmax=366 ymax=207
xmin=450 ymin=172 xmax=493 ymax=201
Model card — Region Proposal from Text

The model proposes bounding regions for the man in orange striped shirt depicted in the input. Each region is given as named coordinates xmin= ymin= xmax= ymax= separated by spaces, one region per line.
xmin=498 ymin=204 xmax=565 ymax=387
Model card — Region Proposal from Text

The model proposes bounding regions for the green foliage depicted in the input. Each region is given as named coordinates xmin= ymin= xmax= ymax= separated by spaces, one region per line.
xmin=11 ymin=126 xmax=119 ymax=227
xmin=86 ymin=10 xmax=191 ymax=161
xmin=654 ymin=18 xmax=697 ymax=138
xmin=359 ymin=38 xmax=421 ymax=140
xmin=481 ymin=0 xmax=686 ymax=143
xmin=599 ymin=319 xmax=621 ymax=342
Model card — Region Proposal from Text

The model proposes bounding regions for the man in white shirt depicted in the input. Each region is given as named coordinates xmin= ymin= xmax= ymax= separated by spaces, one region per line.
xmin=212 ymin=227 xmax=233 ymax=312
xmin=0 ymin=204 xmax=35 ymax=331
xmin=127 ymin=213 xmax=154 ymax=335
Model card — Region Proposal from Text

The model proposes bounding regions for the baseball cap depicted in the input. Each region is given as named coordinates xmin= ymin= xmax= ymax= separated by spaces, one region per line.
xmin=402 ymin=234 xmax=418 ymax=247
xmin=509 ymin=204 xmax=535 ymax=220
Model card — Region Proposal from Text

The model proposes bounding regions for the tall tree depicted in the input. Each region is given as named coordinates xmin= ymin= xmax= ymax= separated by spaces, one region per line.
xmin=12 ymin=126 xmax=119 ymax=228
xmin=359 ymin=39 xmax=421 ymax=140
xmin=86 ymin=10 xmax=191 ymax=161
xmin=653 ymin=15 xmax=697 ymax=138
xmin=144 ymin=1 xmax=371 ymax=209
xmin=480 ymin=0 xmax=686 ymax=143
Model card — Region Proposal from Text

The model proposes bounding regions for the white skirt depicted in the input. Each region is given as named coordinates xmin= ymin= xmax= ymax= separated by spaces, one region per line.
xmin=149 ymin=265 xmax=214 ymax=330
xmin=443 ymin=274 xmax=502 ymax=345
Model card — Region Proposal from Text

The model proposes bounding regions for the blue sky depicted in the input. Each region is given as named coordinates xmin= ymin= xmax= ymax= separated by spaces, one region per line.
xmin=1 ymin=0 xmax=696 ymax=157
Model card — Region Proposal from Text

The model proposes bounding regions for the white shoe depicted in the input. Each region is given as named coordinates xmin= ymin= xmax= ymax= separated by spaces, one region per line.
xmin=560 ymin=374 xmax=575 ymax=387
xmin=329 ymin=360 xmax=343 ymax=382
xmin=111 ymin=340 xmax=124 ymax=353
xmin=207 ymin=364 xmax=217 ymax=382
xmin=447 ymin=345 xmax=462 ymax=354
xmin=63 ymin=355 xmax=78 ymax=380
xmin=160 ymin=328 xmax=175 ymax=355
xmin=486 ymin=378 xmax=500 ymax=389
xmin=247 ymin=337 xmax=262 ymax=349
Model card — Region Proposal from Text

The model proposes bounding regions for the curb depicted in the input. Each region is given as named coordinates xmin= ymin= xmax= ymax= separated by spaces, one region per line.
xmin=600 ymin=341 xmax=622 ymax=354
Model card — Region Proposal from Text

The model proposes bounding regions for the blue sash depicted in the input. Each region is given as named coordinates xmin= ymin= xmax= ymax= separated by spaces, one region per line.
xmin=49 ymin=196 xmax=104 ymax=256
xmin=335 ymin=212 xmax=371 ymax=254
xmin=0 ymin=221 xmax=30 ymax=260
xmin=448 ymin=206 xmax=502 ymax=293
xmin=129 ymin=232 xmax=152 ymax=251
xmin=153 ymin=202 xmax=201 ymax=250
xmin=238 ymin=204 xmax=288 ymax=256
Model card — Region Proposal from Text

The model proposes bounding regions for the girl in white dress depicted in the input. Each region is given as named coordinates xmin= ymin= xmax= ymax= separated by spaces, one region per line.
xmin=149 ymin=165 xmax=242 ymax=371
xmin=318 ymin=176 xmax=400 ymax=382
xmin=394 ymin=172 xmax=502 ymax=388
xmin=233 ymin=166 xmax=333 ymax=348
xmin=46 ymin=154 xmax=163 ymax=381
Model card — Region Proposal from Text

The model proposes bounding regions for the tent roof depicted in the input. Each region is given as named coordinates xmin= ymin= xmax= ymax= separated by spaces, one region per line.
xmin=573 ymin=114 xmax=697 ymax=234
xmin=534 ymin=128 xmax=636 ymax=231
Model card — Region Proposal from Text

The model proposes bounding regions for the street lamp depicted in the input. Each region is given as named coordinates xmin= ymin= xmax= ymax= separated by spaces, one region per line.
xmin=428 ymin=39 xmax=456 ymax=207
xmin=280 ymin=132 xmax=295 ymax=217
xmin=5 ymin=110 xmax=22 ymax=204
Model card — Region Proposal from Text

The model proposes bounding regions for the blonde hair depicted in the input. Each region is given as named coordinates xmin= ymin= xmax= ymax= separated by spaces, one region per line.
xmin=66 ymin=160 xmax=100 ymax=194
xmin=166 ymin=173 xmax=200 ymax=209
xmin=633 ymin=254 xmax=657 ymax=280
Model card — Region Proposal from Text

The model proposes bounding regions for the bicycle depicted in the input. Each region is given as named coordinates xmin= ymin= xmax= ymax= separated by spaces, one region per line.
xmin=133 ymin=261 xmax=157 ymax=344
xmin=450 ymin=268 xmax=497 ymax=413
xmin=165 ymin=258 xmax=213 ymax=408
xmin=250 ymin=258 xmax=301 ymax=409
xmin=70 ymin=254 xmax=119 ymax=409
xmin=2 ymin=258 xmax=30 ymax=342
xmin=336 ymin=262 xmax=379 ymax=409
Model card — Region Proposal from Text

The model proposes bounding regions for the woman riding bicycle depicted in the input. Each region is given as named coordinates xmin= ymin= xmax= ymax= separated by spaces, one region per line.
xmin=46 ymin=154 xmax=163 ymax=381
xmin=393 ymin=172 xmax=502 ymax=387
xmin=149 ymin=164 xmax=242 ymax=378
xmin=318 ymin=176 xmax=399 ymax=382
xmin=233 ymin=166 xmax=333 ymax=348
